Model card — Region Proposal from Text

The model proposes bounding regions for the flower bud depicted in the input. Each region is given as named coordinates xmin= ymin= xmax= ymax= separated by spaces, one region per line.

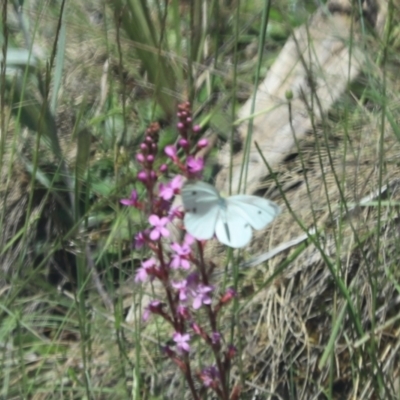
xmin=137 ymin=170 xmax=148 ymax=182
xmin=136 ymin=153 xmax=145 ymax=163
xmin=178 ymin=138 xmax=189 ymax=148
xmin=150 ymin=171 xmax=157 ymax=181
xmin=285 ymin=89 xmax=293 ymax=100
xmin=165 ymin=145 xmax=177 ymax=160
xmin=197 ymin=138 xmax=208 ymax=149
xmin=140 ymin=143 xmax=148 ymax=152
xmin=193 ymin=124 xmax=201 ymax=133
xmin=159 ymin=164 xmax=168 ymax=173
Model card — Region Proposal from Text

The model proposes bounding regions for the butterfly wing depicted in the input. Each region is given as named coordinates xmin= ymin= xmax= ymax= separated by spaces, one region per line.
xmin=181 ymin=181 xmax=220 ymax=240
xmin=215 ymin=203 xmax=253 ymax=248
xmin=227 ymin=195 xmax=280 ymax=230
xmin=182 ymin=182 xmax=280 ymax=247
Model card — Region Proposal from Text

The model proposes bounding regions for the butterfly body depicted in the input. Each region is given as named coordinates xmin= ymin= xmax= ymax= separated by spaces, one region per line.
xmin=181 ymin=181 xmax=280 ymax=248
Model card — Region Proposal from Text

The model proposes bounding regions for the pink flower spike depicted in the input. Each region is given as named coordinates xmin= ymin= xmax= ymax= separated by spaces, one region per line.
xmin=165 ymin=145 xmax=178 ymax=161
xmin=120 ymin=190 xmax=139 ymax=207
xmin=186 ymin=156 xmax=204 ymax=175
xmin=149 ymin=215 xmax=170 ymax=241
xmin=173 ymin=332 xmax=191 ymax=353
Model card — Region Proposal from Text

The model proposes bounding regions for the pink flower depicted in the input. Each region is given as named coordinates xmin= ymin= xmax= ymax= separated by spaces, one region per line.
xmin=159 ymin=175 xmax=184 ymax=201
xmin=149 ymin=215 xmax=170 ymax=240
xmin=177 ymin=305 xmax=190 ymax=319
xmin=192 ymin=284 xmax=213 ymax=309
xmin=170 ymin=242 xmax=191 ymax=269
xmin=172 ymin=280 xmax=189 ymax=301
xmin=168 ymin=206 xmax=182 ymax=221
xmin=164 ymin=145 xmax=178 ymax=161
xmin=199 ymin=366 xmax=220 ymax=388
xmin=184 ymin=234 xmax=195 ymax=246
xmin=120 ymin=190 xmax=139 ymax=207
xmin=186 ymin=156 xmax=204 ymax=174
xmin=134 ymin=231 xmax=146 ymax=249
xmin=135 ymin=258 xmax=158 ymax=283
xmin=173 ymin=332 xmax=191 ymax=353
xmin=186 ymin=272 xmax=199 ymax=287
xmin=143 ymin=300 xmax=162 ymax=321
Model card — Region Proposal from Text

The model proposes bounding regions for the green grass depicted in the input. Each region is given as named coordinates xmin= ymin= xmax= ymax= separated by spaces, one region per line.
xmin=2 ymin=0 xmax=400 ymax=398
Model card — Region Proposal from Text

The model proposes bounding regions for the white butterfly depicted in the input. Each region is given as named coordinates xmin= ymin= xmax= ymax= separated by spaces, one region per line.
xmin=181 ymin=181 xmax=280 ymax=248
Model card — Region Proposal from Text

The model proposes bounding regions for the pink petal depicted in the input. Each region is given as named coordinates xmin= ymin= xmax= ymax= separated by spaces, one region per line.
xmin=149 ymin=214 xmax=159 ymax=226
xmin=149 ymin=229 xmax=160 ymax=241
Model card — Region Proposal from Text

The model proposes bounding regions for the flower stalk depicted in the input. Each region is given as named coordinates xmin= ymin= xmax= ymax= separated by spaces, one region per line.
xmin=121 ymin=102 xmax=240 ymax=399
